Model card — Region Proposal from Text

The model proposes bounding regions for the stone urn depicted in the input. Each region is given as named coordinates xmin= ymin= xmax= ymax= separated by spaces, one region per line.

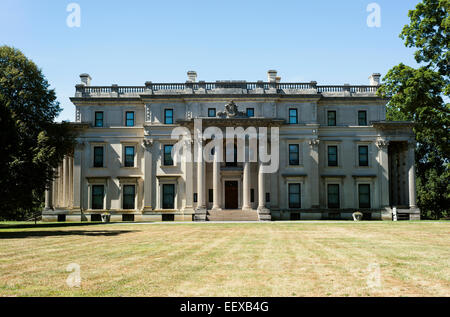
xmin=101 ymin=213 xmax=111 ymax=223
xmin=352 ymin=211 xmax=363 ymax=221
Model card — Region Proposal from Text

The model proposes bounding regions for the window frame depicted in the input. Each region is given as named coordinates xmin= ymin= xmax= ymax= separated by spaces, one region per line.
xmin=246 ymin=108 xmax=255 ymax=117
xmin=124 ymin=145 xmax=135 ymax=167
xmin=91 ymin=185 xmax=104 ymax=210
xmin=164 ymin=109 xmax=174 ymax=124
xmin=327 ymin=184 xmax=340 ymax=209
xmin=288 ymin=108 xmax=298 ymax=124
xmin=94 ymin=111 xmax=104 ymax=127
xmin=288 ymin=183 xmax=301 ymax=209
xmin=358 ymin=110 xmax=368 ymax=126
xmin=122 ymin=184 xmax=136 ymax=210
xmin=125 ymin=111 xmax=135 ymax=127
xmin=162 ymin=184 xmax=175 ymax=209
xmin=327 ymin=145 xmax=338 ymax=167
xmin=93 ymin=146 xmax=104 ymax=168
xmin=289 ymin=144 xmax=300 ymax=166
xmin=163 ymin=144 xmax=174 ymax=166
xmin=358 ymin=145 xmax=369 ymax=167
xmin=358 ymin=184 xmax=371 ymax=209
xmin=327 ymin=110 xmax=336 ymax=126
xmin=208 ymin=108 xmax=216 ymax=118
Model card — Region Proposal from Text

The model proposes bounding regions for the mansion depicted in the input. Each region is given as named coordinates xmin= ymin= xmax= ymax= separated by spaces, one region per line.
xmin=42 ymin=70 xmax=420 ymax=222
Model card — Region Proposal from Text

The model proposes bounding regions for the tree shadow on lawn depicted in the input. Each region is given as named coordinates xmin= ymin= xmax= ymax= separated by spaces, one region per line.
xmin=0 ymin=229 xmax=139 ymax=239
xmin=0 ymin=222 xmax=110 ymax=230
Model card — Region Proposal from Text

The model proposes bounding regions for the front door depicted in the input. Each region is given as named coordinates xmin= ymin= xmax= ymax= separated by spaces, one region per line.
xmin=225 ymin=181 xmax=239 ymax=209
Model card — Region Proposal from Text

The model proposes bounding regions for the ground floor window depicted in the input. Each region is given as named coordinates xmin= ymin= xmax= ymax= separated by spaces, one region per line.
xmin=163 ymin=184 xmax=175 ymax=209
xmin=288 ymin=183 xmax=301 ymax=208
xmin=123 ymin=185 xmax=135 ymax=209
xmin=92 ymin=185 xmax=104 ymax=210
xmin=327 ymin=184 xmax=340 ymax=208
xmin=359 ymin=184 xmax=371 ymax=208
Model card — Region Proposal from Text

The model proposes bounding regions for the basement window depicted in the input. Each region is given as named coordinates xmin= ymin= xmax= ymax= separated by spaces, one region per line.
xmin=122 ymin=214 xmax=135 ymax=222
xmin=162 ymin=214 xmax=175 ymax=222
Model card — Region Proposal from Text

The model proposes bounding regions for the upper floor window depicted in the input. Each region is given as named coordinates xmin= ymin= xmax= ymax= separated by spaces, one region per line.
xmin=327 ymin=184 xmax=340 ymax=209
xmin=328 ymin=146 xmax=338 ymax=167
xmin=164 ymin=145 xmax=174 ymax=166
xmin=125 ymin=111 xmax=135 ymax=127
xmin=208 ymin=108 xmax=216 ymax=118
xmin=93 ymin=146 xmax=104 ymax=168
xmin=164 ymin=109 xmax=174 ymax=124
xmin=288 ymin=183 xmax=301 ymax=208
xmin=328 ymin=111 xmax=336 ymax=126
xmin=95 ymin=112 xmax=104 ymax=127
xmin=358 ymin=184 xmax=371 ymax=208
xmin=91 ymin=185 xmax=104 ymax=210
xmin=289 ymin=108 xmax=298 ymax=124
xmin=124 ymin=146 xmax=135 ymax=167
xmin=359 ymin=145 xmax=369 ymax=167
xmin=246 ymin=108 xmax=255 ymax=117
xmin=289 ymin=144 xmax=300 ymax=166
xmin=358 ymin=111 xmax=367 ymax=126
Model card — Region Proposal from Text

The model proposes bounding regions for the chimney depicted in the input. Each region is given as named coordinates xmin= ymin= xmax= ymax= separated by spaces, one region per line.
xmin=267 ymin=70 xmax=277 ymax=82
xmin=80 ymin=73 xmax=92 ymax=86
xmin=369 ymin=73 xmax=381 ymax=86
xmin=187 ymin=71 xmax=197 ymax=82
xmin=276 ymin=76 xmax=281 ymax=83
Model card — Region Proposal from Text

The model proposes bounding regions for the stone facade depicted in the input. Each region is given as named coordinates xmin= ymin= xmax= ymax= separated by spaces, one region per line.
xmin=43 ymin=70 xmax=420 ymax=222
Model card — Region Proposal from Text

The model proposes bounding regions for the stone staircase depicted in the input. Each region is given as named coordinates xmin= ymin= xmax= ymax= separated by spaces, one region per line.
xmin=207 ymin=209 xmax=260 ymax=221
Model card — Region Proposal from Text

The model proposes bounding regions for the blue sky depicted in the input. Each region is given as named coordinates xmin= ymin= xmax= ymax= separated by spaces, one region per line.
xmin=1 ymin=0 xmax=420 ymax=121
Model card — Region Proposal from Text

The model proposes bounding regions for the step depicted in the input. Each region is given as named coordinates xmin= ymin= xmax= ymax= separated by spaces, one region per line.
xmin=206 ymin=210 xmax=260 ymax=221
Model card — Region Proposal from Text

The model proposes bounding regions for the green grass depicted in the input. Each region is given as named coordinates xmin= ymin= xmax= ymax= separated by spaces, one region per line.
xmin=0 ymin=221 xmax=449 ymax=297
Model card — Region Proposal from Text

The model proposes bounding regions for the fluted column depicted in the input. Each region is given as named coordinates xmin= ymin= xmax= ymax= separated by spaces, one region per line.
xmin=242 ymin=160 xmax=251 ymax=210
xmin=63 ymin=157 xmax=69 ymax=208
xmin=72 ymin=143 xmax=83 ymax=211
xmin=44 ymin=183 xmax=53 ymax=211
xmin=212 ymin=148 xmax=221 ymax=210
xmin=308 ymin=139 xmax=320 ymax=209
xmin=258 ymin=162 xmax=265 ymax=210
xmin=408 ymin=141 xmax=417 ymax=209
xmin=183 ymin=139 xmax=194 ymax=212
xmin=197 ymin=140 xmax=206 ymax=209
xmin=143 ymin=140 xmax=153 ymax=212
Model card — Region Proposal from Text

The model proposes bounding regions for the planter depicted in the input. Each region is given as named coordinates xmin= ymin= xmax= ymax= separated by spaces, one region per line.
xmin=101 ymin=213 xmax=111 ymax=223
xmin=352 ymin=212 xmax=363 ymax=221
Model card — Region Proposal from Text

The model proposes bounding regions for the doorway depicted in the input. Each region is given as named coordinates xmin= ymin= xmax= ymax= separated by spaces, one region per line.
xmin=225 ymin=181 xmax=239 ymax=209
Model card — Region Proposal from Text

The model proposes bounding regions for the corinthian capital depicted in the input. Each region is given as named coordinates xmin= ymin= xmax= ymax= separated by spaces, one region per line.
xmin=309 ymin=138 xmax=320 ymax=147
xmin=142 ymin=139 xmax=154 ymax=149
xmin=376 ymin=139 xmax=389 ymax=149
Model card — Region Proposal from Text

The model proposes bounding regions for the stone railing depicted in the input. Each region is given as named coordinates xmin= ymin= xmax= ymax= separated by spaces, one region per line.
xmin=75 ymin=82 xmax=379 ymax=97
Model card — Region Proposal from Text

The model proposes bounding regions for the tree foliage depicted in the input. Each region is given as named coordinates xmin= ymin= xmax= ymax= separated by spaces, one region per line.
xmin=379 ymin=0 xmax=449 ymax=219
xmin=0 ymin=46 xmax=76 ymax=220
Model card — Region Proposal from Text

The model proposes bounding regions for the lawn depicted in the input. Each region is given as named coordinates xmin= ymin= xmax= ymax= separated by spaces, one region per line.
xmin=0 ymin=221 xmax=449 ymax=297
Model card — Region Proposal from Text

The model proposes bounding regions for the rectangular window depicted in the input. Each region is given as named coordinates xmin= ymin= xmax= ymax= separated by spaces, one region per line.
xmin=123 ymin=185 xmax=135 ymax=209
xmin=358 ymin=111 xmax=367 ymax=126
xmin=208 ymin=189 xmax=213 ymax=203
xmin=327 ymin=111 xmax=336 ymax=126
xmin=164 ymin=109 xmax=174 ymax=124
xmin=250 ymin=189 xmax=255 ymax=203
xmin=327 ymin=184 xmax=340 ymax=209
xmin=208 ymin=108 xmax=216 ymax=117
xmin=125 ymin=111 xmax=135 ymax=127
xmin=289 ymin=108 xmax=298 ymax=124
xmin=124 ymin=146 xmax=135 ymax=167
xmin=328 ymin=146 xmax=338 ymax=167
xmin=164 ymin=145 xmax=174 ymax=166
xmin=163 ymin=184 xmax=175 ymax=209
xmin=359 ymin=145 xmax=369 ymax=167
xmin=246 ymin=108 xmax=255 ymax=117
xmin=359 ymin=184 xmax=371 ymax=208
xmin=93 ymin=146 xmax=104 ymax=168
xmin=92 ymin=185 xmax=104 ymax=210
xmin=289 ymin=144 xmax=300 ymax=166
xmin=95 ymin=112 xmax=104 ymax=127
xmin=288 ymin=184 xmax=301 ymax=208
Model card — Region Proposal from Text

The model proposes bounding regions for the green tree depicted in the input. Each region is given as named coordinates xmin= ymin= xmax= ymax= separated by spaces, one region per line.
xmin=379 ymin=0 xmax=449 ymax=219
xmin=0 ymin=46 xmax=76 ymax=220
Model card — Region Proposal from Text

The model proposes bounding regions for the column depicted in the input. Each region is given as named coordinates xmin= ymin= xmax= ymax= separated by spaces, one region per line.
xmin=197 ymin=140 xmax=206 ymax=210
xmin=69 ymin=156 xmax=73 ymax=208
xmin=44 ymin=183 xmax=53 ymax=211
xmin=212 ymin=147 xmax=221 ymax=210
xmin=308 ymin=139 xmax=320 ymax=208
xmin=183 ymin=140 xmax=194 ymax=212
xmin=258 ymin=161 xmax=265 ymax=211
xmin=143 ymin=140 xmax=153 ymax=212
xmin=242 ymin=160 xmax=251 ymax=210
xmin=72 ymin=143 xmax=83 ymax=211
xmin=52 ymin=173 xmax=58 ymax=208
xmin=376 ymin=140 xmax=390 ymax=208
xmin=408 ymin=141 xmax=417 ymax=208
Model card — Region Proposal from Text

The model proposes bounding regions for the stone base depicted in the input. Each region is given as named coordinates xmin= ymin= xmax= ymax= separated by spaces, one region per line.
xmin=194 ymin=207 xmax=207 ymax=221
xmin=257 ymin=207 xmax=271 ymax=221
xmin=381 ymin=207 xmax=393 ymax=221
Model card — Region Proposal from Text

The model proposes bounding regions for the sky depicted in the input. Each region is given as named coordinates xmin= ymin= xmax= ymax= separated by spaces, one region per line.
xmin=0 ymin=0 xmax=421 ymax=121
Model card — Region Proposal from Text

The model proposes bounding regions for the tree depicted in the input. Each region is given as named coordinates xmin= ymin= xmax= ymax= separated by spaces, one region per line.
xmin=379 ymin=0 xmax=449 ymax=219
xmin=0 ymin=46 xmax=76 ymax=220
